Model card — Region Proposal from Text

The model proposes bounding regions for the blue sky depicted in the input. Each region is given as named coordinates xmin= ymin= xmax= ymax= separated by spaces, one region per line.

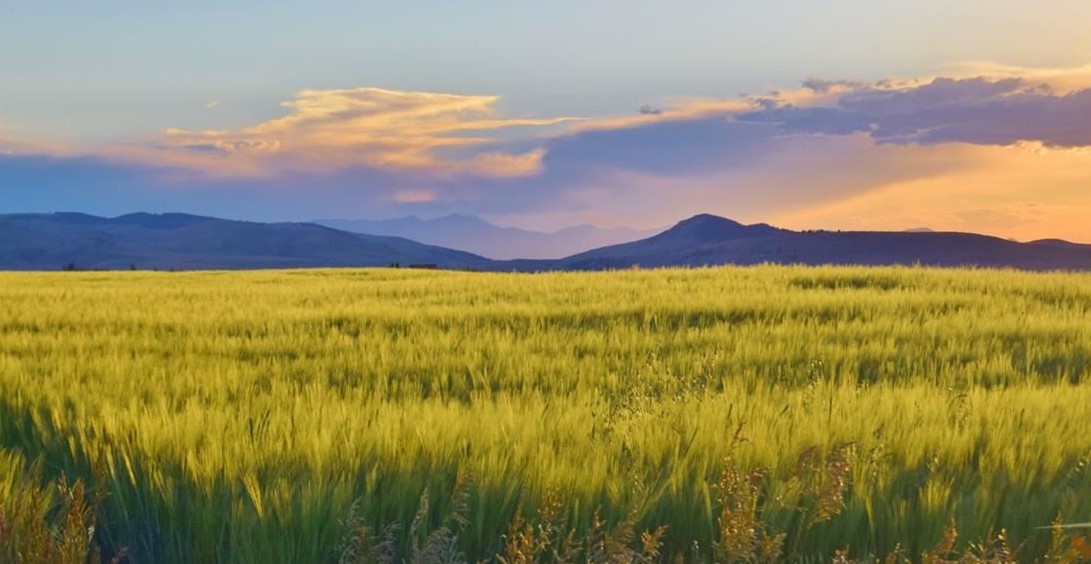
xmin=2 ymin=1 xmax=1090 ymax=240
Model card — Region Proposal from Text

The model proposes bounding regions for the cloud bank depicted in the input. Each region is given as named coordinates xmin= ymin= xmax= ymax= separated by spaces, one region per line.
xmin=144 ymin=88 xmax=570 ymax=177
xmin=2 ymin=64 xmax=1090 ymax=242
xmin=739 ymin=76 xmax=1091 ymax=148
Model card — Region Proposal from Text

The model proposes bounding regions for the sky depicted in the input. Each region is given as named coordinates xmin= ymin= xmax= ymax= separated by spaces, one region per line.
xmin=2 ymin=0 xmax=1090 ymax=242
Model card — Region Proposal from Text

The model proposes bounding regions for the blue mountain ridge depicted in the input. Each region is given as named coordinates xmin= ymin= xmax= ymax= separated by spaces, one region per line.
xmin=2 ymin=212 xmax=1088 ymax=271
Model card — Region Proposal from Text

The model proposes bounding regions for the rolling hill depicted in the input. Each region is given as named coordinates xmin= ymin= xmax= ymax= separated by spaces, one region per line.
xmin=0 ymin=212 xmax=491 ymax=270
xmin=552 ymin=214 xmax=1091 ymax=271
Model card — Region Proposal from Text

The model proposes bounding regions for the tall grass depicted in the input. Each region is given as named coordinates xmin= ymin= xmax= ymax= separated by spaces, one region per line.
xmin=1 ymin=265 xmax=1089 ymax=562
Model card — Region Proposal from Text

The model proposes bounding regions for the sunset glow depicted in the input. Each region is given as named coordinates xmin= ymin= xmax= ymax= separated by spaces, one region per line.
xmin=2 ymin=1 xmax=1089 ymax=241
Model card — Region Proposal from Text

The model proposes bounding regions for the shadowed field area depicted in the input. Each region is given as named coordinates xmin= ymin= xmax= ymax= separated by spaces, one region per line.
xmin=2 ymin=266 xmax=1090 ymax=562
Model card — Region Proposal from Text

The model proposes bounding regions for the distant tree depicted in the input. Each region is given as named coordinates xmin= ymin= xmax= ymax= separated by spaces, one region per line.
xmin=63 ymin=262 xmax=76 ymax=271
xmin=130 ymin=263 xmax=137 ymax=271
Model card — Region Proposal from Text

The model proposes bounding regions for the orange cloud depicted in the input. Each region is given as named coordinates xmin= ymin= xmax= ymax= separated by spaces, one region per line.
xmin=144 ymin=88 xmax=573 ymax=177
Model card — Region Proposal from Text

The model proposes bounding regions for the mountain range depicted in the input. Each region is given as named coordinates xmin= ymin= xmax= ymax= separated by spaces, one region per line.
xmin=313 ymin=215 xmax=660 ymax=259
xmin=1 ymin=212 xmax=1088 ymax=271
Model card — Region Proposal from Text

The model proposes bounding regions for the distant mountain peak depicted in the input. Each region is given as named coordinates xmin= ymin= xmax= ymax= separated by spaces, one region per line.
xmin=438 ymin=213 xmax=483 ymax=221
xmin=672 ymin=214 xmax=744 ymax=231
xmin=661 ymin=213 xmax=780 ymax=242
xmin=313 ymin=215 xmax=660 ymax=259
xmin=434 ymin=214 xmax=495 ymax=227
xmin=677 ymin=213 xmax=741 ymax=225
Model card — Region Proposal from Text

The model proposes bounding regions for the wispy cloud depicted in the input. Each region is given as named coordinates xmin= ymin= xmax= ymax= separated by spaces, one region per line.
xmin=0 ymin=122 xmax=78 ymax=156
xmin=942 ymin=62 xmax=1091 ymax=94
xmin=153 ymin=88 xmax=573 ymax=177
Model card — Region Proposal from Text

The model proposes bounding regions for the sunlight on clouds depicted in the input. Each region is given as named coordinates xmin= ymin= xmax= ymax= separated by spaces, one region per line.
xmin=153 ymin=88 xmax=573 ymax=177
xmin=465 ymin=148 xmax=546 ymax=177
xmin=774 ymin=143 xmax=1091 ymax=242
xmin=568 ymin=99 xmax=753 ymax=133
xmin=943 ymin=62 xmax=1091 ymax=94
xmin=4 ymin=63 xmax=1091 ymax=241
xmin=499 ymin=134 xmax=973 ymax=232
xmin=0 ymin=123 xmax=79 ymax=156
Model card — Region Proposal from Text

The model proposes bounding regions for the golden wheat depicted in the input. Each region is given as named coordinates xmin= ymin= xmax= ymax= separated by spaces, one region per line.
xmin=1 ymin=265 xmax=1089 ymax=562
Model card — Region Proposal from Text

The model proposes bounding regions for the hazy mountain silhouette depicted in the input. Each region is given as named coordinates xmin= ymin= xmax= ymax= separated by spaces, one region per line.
xmin=1029 ymin=238 xmax=1088 ymax=250
xmin=2 ymin=212 xmax=1088 ymax=271
xmin=0 ymin=213 xmax=490 ymax=270
xmin=314 ymin=215 xmax=660 ymax=259
xmin=550 ymin=214 xmax=1091 ymax=271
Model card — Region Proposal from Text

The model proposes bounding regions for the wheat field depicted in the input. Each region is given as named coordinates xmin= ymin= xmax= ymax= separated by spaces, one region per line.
xmin=2 ymin=266 xmax=1090 ymax=562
